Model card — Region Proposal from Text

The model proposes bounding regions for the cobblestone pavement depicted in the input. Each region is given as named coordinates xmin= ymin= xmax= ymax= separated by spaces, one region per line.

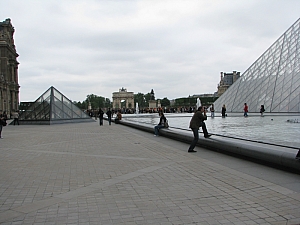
xmin=0 ymin=121 xmax=299 ymax=225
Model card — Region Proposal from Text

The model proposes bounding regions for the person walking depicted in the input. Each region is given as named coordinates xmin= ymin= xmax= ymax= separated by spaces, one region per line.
xmin=98 ymin=109 xmax=104 ymax=126
xmin=260 ymin=105 xmax=265 ymax=117
xmin=210 ymin=104 xmax=215 ymax=118
xmin=244 ymin=103 xmax=248 ymax=117
xmin=94 ymin=110 xmax=97 ymax=120
xmin=12 ymin=110 xmax=19 ymax=125
xmin=188 ymin=106 xmax=211 ymax=153
xmin=106 ymin=108 xmax=112 ymax=125
xmin=221 ymin=104 xmax=226 ymax=118
xmin=154 ymin=112 xmax=167 ymax=136
xmin=0 ymin=110 xmax=7 ymax=139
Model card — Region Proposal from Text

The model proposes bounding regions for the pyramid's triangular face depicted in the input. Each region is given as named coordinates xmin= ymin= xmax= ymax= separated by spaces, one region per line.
xmin=214 ymin=18 xmax=300 ymax=113
xmin=19 ymin=86 xmax=94 ymax=124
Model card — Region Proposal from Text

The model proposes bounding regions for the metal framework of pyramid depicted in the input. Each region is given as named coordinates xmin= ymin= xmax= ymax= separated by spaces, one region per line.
xmin=214 ymin=18 xmax=300 ymax=113
xmin=18 ymin=86 xmax=94 ymax=125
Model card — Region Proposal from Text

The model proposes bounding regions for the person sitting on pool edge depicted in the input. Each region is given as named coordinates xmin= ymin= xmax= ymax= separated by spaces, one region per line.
xmin=115 ymin=110 xmax=122 ymax=124
xmin=154 ymin=112 xmax=167 ymax=136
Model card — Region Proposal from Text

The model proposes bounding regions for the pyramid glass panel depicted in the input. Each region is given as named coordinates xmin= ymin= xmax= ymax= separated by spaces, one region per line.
xmin=214 ymin=18 xmax=300 ymax=113
xmin=18 ymin=86 xmax=94 ymax=124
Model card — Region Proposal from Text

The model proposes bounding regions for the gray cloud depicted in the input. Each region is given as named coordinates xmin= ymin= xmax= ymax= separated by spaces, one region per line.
xmin=1 ymin=0 xmax=299 ymax=102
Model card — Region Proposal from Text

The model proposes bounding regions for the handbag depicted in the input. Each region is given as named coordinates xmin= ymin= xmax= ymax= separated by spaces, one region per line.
xmin=164 ymin=119 xmax=169 ymax=128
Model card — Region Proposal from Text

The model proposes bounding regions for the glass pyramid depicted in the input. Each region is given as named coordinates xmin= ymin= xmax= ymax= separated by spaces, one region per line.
xmin=18 ymin=86 xmax=94 ymax=124
xmin=213 ymin=18 xmax=300 ymax=113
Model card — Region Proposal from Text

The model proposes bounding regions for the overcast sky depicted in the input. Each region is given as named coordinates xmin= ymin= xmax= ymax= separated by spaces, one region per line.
xmin=1 ymin=0 xmax=299 ymax=102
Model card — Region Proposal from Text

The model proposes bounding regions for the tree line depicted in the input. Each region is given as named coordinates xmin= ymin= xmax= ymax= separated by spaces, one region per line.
xmin=73 ymin=93 xmax=218 ymax=110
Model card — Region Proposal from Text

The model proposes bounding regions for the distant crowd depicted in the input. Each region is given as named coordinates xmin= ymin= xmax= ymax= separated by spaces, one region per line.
xmin=85 ymin=106 xmax=206 ymax=117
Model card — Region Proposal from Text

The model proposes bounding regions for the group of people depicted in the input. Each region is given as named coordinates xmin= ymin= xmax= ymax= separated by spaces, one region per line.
xmin=210 ymin=103 xmax=265 ymax=118
xmin=154 ymin=106 xmax=211 ymax=153
xmin=1 ymin=103 xmax=265 ymax=150
xmin=153 ymin=102 xmax=266 ymax=153
xmin=97 ymin=108 xmax=122 ymax=126
xmin=243 ymin=103 xmax=265 ymax=117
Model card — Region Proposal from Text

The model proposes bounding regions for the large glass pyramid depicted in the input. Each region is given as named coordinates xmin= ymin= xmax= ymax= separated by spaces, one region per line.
xmin=213 ymin=18 xmax=300 ymax=113
xmin=18 ymin=86 xmax=94 ymax=125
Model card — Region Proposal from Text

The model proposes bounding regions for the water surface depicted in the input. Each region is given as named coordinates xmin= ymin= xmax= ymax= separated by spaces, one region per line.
xmin=123 ymin=113 xmax=300 ymax=149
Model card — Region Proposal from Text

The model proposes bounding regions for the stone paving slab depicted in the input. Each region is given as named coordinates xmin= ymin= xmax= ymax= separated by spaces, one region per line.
xmin=0 ymin=121 xmax=299 ymax=224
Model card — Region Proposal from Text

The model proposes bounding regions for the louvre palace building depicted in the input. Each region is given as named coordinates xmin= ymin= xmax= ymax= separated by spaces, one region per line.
xmin=0 ymin=18 xmax=20 ymax=114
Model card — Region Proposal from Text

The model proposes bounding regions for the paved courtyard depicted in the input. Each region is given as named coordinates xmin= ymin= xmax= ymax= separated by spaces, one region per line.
xmin=0 ymin=120 xmax=299 ymax=225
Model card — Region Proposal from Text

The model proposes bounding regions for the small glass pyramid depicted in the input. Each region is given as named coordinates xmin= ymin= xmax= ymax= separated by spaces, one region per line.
xmin=214 ymin=18 xmax=300 ymax=113
xmin=18 ymin=86 xmax=94 ymax=124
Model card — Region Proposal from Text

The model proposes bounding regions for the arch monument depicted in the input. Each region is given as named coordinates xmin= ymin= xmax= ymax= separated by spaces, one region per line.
xmin=112 ymin=88 xmax=134 ymax=109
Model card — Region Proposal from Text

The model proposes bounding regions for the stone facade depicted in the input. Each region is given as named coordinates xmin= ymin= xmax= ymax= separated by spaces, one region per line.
xmin=148 ymin=100 xmax=156 ymax=109
xmin=217 ymin=71 xmax=240 ymax=96
xmin=112 ymin=88 xmax=134 ymax=109
xmin=0 ymin=18 xmax=20 ymax=113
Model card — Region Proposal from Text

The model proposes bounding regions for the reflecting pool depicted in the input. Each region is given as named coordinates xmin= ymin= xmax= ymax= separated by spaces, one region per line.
xmin=122 ymin=113 xmax=300 ymax=149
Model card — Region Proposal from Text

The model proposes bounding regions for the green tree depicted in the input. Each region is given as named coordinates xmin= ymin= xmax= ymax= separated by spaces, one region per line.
xmin=134 ymin=93 xmax=146 ymax=108
xmin=160 ymin=97 xmax=170 ymax=107
xmin=173 ymin=96 xmax=218 ymax=108
xmin=104 ymin=98 xmax=111 ymax=108
xmin=144 ymin=93 xmax=151 ymax=106
xmin=199 ymin=96 xmax=218 ymax=106
xmin=86 ymin=94 xmax=105 ymax=109
xmin=74 ymin=94 xmax=111 ymax=110
xmin=174 ymin=97 xmax=196 ymax=107
xmin=74 ymin=101 xmax=87 ymax=110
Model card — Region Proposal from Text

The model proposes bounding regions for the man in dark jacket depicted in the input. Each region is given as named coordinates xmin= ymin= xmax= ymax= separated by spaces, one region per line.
xmin=188 ymin=106 xmax=211 ymax=152
xmin=106 ymin=108 xmax=112 ymax=125
xmin=98 ymin=109 xmax=104 ymax=126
